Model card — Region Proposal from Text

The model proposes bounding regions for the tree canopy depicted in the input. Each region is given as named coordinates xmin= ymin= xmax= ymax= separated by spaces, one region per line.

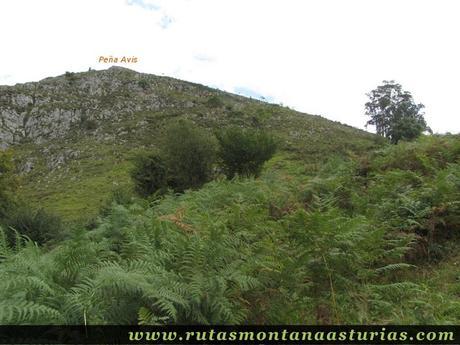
xmin=365 ymin=81 xmax=430 ymax=144
xmin=216 ymin=127 xmax=277 ymax=178
xmin=160 ymin=120 xmax=218 ymax=192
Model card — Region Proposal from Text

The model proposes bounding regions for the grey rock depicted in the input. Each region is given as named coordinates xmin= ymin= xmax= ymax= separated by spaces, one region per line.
xmin=0 ymin=67 xmax=186 ymax=147
xmin=21 ymin=158 xmax=35 ymax=174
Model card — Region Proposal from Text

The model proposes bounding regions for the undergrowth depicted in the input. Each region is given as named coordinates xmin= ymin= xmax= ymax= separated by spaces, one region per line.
xmin=0 ymin=135 xmax=459 ymax=325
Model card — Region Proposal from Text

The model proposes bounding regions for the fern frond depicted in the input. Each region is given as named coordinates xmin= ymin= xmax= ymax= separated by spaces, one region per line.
xmin=375 ymin=263 xmax=416 ymax=274
xmin=0 ymin=300 xmax=63 ymax=324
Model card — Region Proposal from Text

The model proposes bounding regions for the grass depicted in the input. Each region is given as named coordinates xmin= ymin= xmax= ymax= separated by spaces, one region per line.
xmin=16 ymin=141 xmax=135 ymax=223
xmin=8 ymin=68 xmax=378 ymax=224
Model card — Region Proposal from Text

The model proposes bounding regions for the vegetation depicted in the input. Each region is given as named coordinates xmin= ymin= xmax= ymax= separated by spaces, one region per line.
xmin=0 ymin=153 xmax=63 ymax=247
xmin=206 ymin=95 xmax=224 ymax=108
xmin=14 ymin=96 xmax=377 ymax=222
xmin=131 ymin=153 xmax=168 ymax=197
xmin=160 ymin=120 xmax=217 ymax=192
xmin=64 ymin=71 xmax=77 ymax=85
xmin=2 ymin=69 xmax=458 ymax=326
xmin=138 ymin=79 xmax=149 ymax=90
xmin=0 ymin=135 xmax=459 ymax=325
xmin=3 ymin=207 xmax=64 ymax=246
xmin=0 ymin=151 xmax=64 ymax=246
xmin=216 ymin=127 xmax=277 ymax=178
xmin=365 ymin=81 xmax=430 ymax=143
xmin=0 ymin=150 xmax=17 ymax=219
xmin=132 ymin=125 xmax=278 ymax=197
xmin=80 ymin=118 xmax=98 ymax=131
xmin=130 ymin=120 xmax=219 ymax=196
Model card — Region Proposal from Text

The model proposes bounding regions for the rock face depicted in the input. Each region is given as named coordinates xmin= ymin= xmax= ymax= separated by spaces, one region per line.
xmin=0 ymin=67 xmax=220 ymax=148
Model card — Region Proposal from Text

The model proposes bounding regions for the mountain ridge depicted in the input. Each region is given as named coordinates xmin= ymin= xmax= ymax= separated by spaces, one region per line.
xmin=0 ymin=66 xmax=369 ymax=147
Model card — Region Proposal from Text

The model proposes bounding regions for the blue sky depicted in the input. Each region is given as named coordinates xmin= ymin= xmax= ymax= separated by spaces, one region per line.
xmin=233 ymin=87 xmax=275 ymax=103
xmin=0 ymin=0 xmax=459 ymax=133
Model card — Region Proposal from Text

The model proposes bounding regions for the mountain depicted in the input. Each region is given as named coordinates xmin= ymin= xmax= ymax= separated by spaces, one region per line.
xmin=0 ymin=67 xmax=377 ymax=222
xmin=1 ymin=68 xmax=459 ymax=325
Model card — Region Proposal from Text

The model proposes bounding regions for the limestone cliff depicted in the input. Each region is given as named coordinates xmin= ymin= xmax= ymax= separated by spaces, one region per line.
xmin=0 ymin=66 xmax=226 ymax=148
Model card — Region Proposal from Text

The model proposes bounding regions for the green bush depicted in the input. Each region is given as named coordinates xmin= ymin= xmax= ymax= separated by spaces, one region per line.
xmin=64 ymin=71 xmax=77 ymax=85
xmin=161 ymin=120 xmax=217 ymax=192
xmin=98 ymin=184 xmax=137 ymax=220
xmin=0 ymin=150 xmax=17 ymax=219
xmin=5 ymin=207 xmax=63 ymax=245
xmin=206 ymin=95 xmax=224 ymax=108
xmin=371 ymin=135 xmax=460 ymax=174
xmin=82 ymin=119 xmax=98 ymax=131
xmin=138 ymin=79 xmax=149 ymax=90
xmin=131 ymin=153 xmax=168 ymax=197
xmin=216 ymin=127 xmax=277 ymax=178
xmin=79 ymin=114 xmax=98 ymax=131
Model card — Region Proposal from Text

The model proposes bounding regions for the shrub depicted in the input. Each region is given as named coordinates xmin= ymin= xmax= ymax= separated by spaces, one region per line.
xmin=131 ymin=153 xmax=168 ymax=197
xmin=5 ymin=207 xmax=63 ymax=245
xmin=206 ymin=96 xmax=224 ymax=108
xmin=216 ymin=127 xmax=277 ymax=178
xmin=138 ymin=79 xmax=149 ymax=90
xmin=83 ymin=119 xmax=98 ymax=131
xmin=64 ymin=71 xmax=77 ymax=85
xmin=98 ymin=184 xmax=137 ymax=220
xmin=80 ymin=114 xmax=98 ymax=131
xmin=0 ymin=150 xmax=17 ymax=219
xmin=161 ymin=120 xmax=218 ymax=192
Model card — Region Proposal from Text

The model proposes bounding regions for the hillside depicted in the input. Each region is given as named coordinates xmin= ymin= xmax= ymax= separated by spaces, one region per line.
xmin=0 ymin=68 xmax=459 ymax=325
xmin=1 ymin=67 xmax=377 ymax=222
xmin=0 ymin=133 xmax=459 ymax=324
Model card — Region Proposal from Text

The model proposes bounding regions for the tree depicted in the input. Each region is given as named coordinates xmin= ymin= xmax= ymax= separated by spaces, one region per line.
xmin=130 ymin=153 xmax=168 ymax=197
xmin=365 ymin=81 xmax=430 ymax=144
xmin=161 ymin=120 xmax=217 ymax=192
xmin=216 ymin=127 xmax=277 ymax=178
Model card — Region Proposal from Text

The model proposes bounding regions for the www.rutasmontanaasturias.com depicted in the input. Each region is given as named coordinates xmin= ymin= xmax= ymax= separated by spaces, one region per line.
xmin=127 ymin=328 xmax=455 ymax=343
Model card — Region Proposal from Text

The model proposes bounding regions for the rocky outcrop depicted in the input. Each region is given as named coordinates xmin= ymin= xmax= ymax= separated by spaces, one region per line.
xmin=0 ymin=67 xmax=223 ymax=148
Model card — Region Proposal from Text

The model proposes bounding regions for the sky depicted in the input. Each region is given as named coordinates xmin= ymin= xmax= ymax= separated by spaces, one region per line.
xmin=0 ymin=0 xmax=459 ymax=134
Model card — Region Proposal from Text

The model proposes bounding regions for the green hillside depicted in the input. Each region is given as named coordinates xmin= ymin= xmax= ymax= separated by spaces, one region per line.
xmin=2 ymin=67 xmax=377 ymax=223
xmin=0 ymin=68 xmax=458 ymax=325
xmin=1 ymin=134 xmax=459 ymax=324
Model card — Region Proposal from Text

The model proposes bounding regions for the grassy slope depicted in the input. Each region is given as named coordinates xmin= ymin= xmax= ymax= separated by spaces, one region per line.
xmin=1 ymin=135 xmax=458 ymax=324
xmin=11 ymin=68 xmax=379 ymax=223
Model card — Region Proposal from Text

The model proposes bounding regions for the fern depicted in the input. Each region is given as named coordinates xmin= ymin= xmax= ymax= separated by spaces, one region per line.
xmin=1 ymin=135 xmax=459 ymax=324
xmin=375 ymin=263 xmax=416 ymax=274
xmin=0 ymin=300 xmax=63 ymax=325
xmin=0 ymin=226 xmax=11 ymax=261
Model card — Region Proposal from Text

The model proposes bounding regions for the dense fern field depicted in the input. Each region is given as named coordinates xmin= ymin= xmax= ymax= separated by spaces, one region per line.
xmin=1 ymin=135 xmax=459 ymax=325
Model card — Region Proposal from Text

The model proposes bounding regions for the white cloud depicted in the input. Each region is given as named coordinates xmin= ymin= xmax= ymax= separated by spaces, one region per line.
xmin=126 ymin=0 xmax=161 ymax=11
xmin=0 ymin=0 xmax=458 ymax=133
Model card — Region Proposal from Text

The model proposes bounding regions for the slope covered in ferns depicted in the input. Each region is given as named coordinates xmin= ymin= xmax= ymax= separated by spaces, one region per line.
xmin=0 ymin=134 xmax=459 ymax=324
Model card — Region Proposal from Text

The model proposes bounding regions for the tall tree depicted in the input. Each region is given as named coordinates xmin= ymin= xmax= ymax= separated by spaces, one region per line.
xmin=365 ymin=81 xmax=430 ymax=144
